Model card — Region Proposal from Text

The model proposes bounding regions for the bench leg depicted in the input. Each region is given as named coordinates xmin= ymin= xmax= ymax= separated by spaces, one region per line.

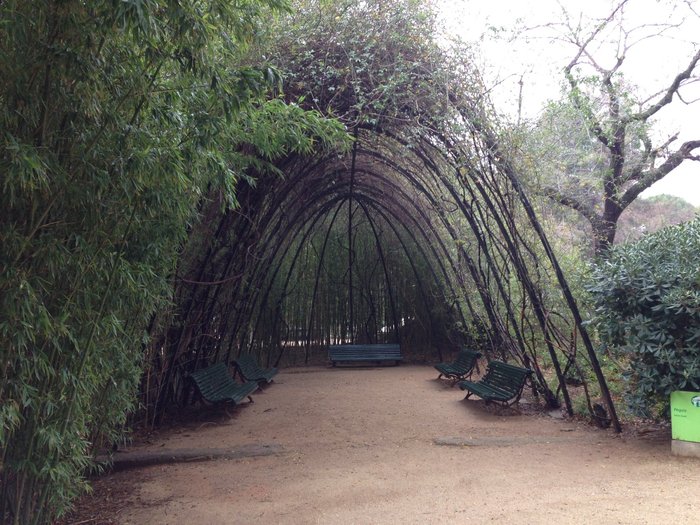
xmin=504 ymin=395 xmax=522 ymax=408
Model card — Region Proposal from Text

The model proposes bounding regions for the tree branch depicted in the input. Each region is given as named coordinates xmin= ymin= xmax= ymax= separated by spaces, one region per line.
xmin=563 ymin=1 xmax=628 ymax=74
xmin=626 ymin=47 xmax=700 ymax=123
xmin=619 ymin=139 xmax=700 ymax=207
xmin=564 ymin=69 xmax=610 ymax=149
xmin=562 ymin=3 xmax=629 ymax=150
xmin=541 ymin=186 xmax=602 ymax=228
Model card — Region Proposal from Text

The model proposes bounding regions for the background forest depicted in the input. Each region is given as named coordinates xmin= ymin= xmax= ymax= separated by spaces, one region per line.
xmin=1 ymin=0 xmax=698 ymax=523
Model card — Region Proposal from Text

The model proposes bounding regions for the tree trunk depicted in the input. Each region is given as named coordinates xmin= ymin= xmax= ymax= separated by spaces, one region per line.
xmin=593 ymin=200 xmax=623 ymax=257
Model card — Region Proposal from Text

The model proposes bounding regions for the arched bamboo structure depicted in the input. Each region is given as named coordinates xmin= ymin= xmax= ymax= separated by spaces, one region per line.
xmin=142 ymin=3 xmax=621 ymax=432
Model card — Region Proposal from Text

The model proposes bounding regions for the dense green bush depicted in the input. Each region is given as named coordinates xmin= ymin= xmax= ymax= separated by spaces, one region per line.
xmin=0 ymin=1 xmax=346 ymax=522
xmin=586 ymin=217 xmax=700 ymax=418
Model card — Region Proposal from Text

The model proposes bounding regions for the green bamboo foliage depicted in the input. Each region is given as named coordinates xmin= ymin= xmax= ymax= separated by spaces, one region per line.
xmin=0 ymin=1 xmax=347 ymax=522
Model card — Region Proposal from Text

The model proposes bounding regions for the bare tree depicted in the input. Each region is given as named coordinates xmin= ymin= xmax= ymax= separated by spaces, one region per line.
xmin=536 ymin=0 xmax=700 ymax=255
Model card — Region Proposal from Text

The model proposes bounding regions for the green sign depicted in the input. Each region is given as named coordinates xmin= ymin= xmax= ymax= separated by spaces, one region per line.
xmin=671 ymin=391 xmax=700 ymax=443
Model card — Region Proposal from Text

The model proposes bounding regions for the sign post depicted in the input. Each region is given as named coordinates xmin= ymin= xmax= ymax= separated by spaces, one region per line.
xmin=671 ymin=390 xmax=700 ymax=458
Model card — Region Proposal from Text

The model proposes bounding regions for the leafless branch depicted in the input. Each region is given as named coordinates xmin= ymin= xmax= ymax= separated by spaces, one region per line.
xmin=684 ymin=0 xmax=700 ymax=18
xmin=677 ymin=83 xmax=700 ymax=105
xmin=541 ymin=186 xmax=600 ymax=227
xmin=562 ymin=2 xmax=633 ymax=150
xmin=563 ymin=1 xmax=628 ymax=74
xmin=620 ymin=139 xmax=700 ymax=207
xmin=654 ymin=132 xmax=680 ymax=155
xmin=626 ymin=47 xmax=700 ymax=123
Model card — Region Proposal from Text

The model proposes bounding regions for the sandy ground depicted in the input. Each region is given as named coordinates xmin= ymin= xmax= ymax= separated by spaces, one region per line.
xmin=66 ymin=365 xmax=699 ymax=524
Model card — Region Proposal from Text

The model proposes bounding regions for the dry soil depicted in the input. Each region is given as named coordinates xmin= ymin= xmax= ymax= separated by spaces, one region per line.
xmin=65 ymin=365 xmax=699 ymax=524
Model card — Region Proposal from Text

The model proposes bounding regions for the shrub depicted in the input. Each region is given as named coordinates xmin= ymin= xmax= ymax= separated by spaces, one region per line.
xmin=586 ymin=217 xmax=700 ymax=419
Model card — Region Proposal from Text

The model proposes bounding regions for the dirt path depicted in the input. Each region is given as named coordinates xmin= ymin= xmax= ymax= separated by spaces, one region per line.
xmin=69 ymin=365 xmax=699 ymax=524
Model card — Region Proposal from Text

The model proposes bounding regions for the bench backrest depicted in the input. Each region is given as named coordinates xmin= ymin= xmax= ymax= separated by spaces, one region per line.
xmin=235 ymin=354 xmax=262 ymax=377
xmin=190 ymin=362 xmax=233 ymax=399
xmin=481 ymin=361 xmax=532 ymax=396
xmin=328 ymin=344 xmax=401 ymax=359
xmin=454 ymin=348 xmax=482 ymax=368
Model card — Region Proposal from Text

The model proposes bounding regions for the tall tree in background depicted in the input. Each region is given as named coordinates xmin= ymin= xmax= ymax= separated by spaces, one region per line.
xmin=530 ymin=0 xmax=700 ymax=255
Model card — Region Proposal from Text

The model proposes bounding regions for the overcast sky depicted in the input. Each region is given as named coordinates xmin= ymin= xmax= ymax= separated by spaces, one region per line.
xmin=438 ymin=0 xmax=700 ymax=205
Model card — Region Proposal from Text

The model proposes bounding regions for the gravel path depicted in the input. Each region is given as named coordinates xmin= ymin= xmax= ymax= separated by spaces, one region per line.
xmin=67 ymin=365 xmax=699 ymax=524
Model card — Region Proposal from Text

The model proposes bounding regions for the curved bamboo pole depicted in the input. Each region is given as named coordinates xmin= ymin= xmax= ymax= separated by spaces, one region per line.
xmin=305 ymin=200 xmax=346 ymax=362
xmin=156 ymin=102 xmax=619 ymax=431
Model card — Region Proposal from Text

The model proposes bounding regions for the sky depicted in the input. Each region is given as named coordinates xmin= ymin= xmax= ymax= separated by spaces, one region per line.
xmin=438 ymin=0 xmax=700 ymax=206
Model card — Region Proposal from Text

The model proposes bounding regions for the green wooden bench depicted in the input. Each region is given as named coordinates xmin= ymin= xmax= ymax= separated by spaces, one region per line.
xmin=189 ymin=362 xmax=259 ymax=405
xmin=434 ymin=348 xmax=482 ymax=382
xmin=328 ymin=344 xmax=402 ymax=366
xmin=233 ymin=354 xmax=278 ymax=385
xmin=457 ymin=360 xmax=532 ymax=407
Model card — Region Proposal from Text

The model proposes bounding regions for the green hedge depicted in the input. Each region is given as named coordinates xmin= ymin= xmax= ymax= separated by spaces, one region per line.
xmin=586 ymin=217 xmax=700 ymax=418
